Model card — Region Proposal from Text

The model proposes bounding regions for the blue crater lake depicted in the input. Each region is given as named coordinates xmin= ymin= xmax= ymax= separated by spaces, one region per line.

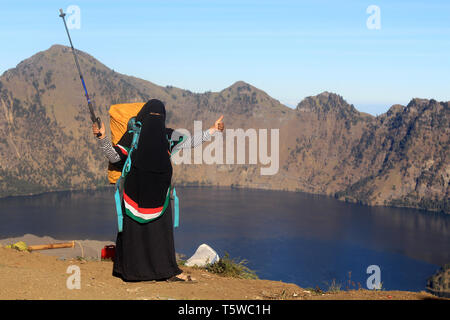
xmin=0 ymin=186 xmax=448 ymax=292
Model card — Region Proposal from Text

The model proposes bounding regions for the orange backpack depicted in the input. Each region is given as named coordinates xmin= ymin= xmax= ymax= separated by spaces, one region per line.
xmin=107 ymin=102 xmax=145 ymax=184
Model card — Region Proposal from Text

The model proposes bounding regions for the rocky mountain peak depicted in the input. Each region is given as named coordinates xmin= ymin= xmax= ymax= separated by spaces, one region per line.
xmin=296 ymin=91 xmax=359 ymax=117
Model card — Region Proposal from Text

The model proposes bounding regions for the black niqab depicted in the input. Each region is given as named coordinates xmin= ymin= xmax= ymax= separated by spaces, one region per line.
xmin=132 ymin=99 xmax=171 ymax=173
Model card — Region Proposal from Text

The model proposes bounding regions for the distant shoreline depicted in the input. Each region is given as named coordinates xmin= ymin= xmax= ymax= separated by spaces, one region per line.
xmin=0 ymin=183 xmax=446 ymax=216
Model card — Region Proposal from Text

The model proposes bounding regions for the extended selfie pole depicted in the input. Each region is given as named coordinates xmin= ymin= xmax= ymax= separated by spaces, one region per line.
xmin=59 ymin=8 xmax=102 ymax=135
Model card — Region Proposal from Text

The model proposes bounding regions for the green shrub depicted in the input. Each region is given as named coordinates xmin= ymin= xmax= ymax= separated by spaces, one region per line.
xmin=206 ymin=252 xmax=258 ymax=280
xmin=325 ymin=279 xmax=342 ymax=293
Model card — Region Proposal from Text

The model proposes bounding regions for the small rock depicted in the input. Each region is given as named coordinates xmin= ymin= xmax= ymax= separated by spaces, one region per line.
xmin=185 ymin=244 xmax=219 ymax=267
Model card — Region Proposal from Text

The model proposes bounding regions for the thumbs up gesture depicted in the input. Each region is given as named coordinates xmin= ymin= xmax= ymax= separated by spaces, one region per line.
xmin=215 ymin=115 xmax=224 ymax=132
xmin=209 ymin=115 xmax=225 ymax=135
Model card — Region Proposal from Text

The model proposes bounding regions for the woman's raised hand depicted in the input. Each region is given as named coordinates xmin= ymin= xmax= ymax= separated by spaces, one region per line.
xmin=210 ymin=115 xmax=224 ymax=134
xmin=92 ymin=121 xmax=106 ymax=139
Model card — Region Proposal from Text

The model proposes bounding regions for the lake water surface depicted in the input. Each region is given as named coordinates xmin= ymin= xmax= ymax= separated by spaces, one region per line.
xmin=0 ymin=186 xmax=448 ymax=292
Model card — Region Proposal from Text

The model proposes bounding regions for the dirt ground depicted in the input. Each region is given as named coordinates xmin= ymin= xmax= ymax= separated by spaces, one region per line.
xmin=0 ymin=247 xmax=444 ymax=300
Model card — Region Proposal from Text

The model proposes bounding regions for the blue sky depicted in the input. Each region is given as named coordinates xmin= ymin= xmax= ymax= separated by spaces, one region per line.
xmin=0 ymin=0 xmax=449 ymax=115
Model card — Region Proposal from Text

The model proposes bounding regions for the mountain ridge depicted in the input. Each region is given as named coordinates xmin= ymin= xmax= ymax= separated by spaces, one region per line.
xmin=0 ymin=45 xmax=448 ymax=213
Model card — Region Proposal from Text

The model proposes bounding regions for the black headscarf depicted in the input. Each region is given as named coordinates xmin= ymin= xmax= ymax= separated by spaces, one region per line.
xmin=132 ymin=99 xmax=171 ymax=173
xmin=136 ymin=99 xmax=166 ymax=122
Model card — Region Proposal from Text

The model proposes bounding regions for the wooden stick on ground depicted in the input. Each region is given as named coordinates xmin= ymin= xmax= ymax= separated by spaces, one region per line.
xmin=28 ymin=241 xmax=75 ymax=251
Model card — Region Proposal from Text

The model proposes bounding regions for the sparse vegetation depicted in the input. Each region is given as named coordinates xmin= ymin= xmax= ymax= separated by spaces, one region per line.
xmin=206 ymin=252 xmax=259 ymax=280
xmin=304 ymin=286 xmax=324 ymax=295
xmin=325 ymin=279 xmax=342 ymax=293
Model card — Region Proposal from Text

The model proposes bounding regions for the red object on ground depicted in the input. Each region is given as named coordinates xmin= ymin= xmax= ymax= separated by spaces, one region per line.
xmin=101 ymin=245 xmax=116 ymax=260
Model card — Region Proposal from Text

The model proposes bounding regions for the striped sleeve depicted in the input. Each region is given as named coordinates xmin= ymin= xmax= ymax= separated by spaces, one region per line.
xmin=98 ymin=129 xmax=212 ymax=162
xmin=97 ymin=137 xmax=121 ymax=163
xmin=171 ymin=129 xmax=211 ymax=152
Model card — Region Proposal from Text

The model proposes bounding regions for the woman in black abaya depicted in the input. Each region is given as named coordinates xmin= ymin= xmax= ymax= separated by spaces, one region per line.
xmin=93 ymin=99 xmax=224 ymax=281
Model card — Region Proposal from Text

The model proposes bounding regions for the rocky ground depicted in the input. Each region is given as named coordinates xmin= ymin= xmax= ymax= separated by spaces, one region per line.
xmin=0 ymin=235 xmax=444 ymax=300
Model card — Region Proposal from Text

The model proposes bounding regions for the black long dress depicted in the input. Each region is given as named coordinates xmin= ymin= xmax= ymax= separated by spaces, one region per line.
xmin=110 ymin=100 xmax=183 ymax=281
xmin=113 ymin=200 xmax=181 ymax=281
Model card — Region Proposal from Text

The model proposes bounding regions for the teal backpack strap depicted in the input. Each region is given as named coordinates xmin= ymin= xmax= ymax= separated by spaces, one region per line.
xmin=115 ymin=119 xmax=142 ymax=232
xmin=173 ymin=187 xmax=179 ymax=228
xmin=114 ymin=178 xmax=124 ymax=232
xmin=167 ymin=134 xmax=184 ymax=156
xmin=167 ymin=134 xmax=184 ymax=228
xmin=167 ymin=134 xmax=174 ymax=152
